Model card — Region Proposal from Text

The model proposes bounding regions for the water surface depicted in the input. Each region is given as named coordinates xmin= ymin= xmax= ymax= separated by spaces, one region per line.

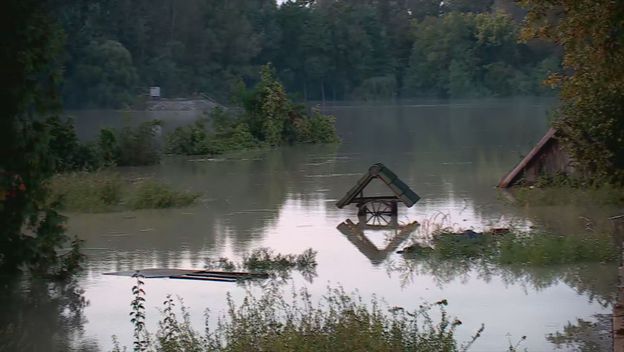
xmin=4 ymin=98 xmax=618 ymax=351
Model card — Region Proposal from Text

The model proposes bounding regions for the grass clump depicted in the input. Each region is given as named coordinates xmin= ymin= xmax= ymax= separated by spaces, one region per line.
xmin=497 ymin=233 xmax=618 ymax=266
xmin=404 ymin=231 xmax=618 ymax=266
xmin=242 ymin=247 xmax=317 ymax=271
xmin=48 ymin=172 xmax=123 ymax=212
xmin=49 ymin=172 xmax=199 ymax=212
xmin=117 ymin=277 xmax=482 ymax=352
xmin=206 ymin=248 xmax=318 ymax=282
xmin=507 ymin=173 xmax=624 ymax=207
xmin=130 ymin=181 xmax=199 ymax=210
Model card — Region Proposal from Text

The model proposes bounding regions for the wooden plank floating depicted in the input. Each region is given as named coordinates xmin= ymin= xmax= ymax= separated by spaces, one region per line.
xmin=169 ymin=275 xmax=238 ymax=283
xmin=103 ymin=268 xmax=269 ymax=283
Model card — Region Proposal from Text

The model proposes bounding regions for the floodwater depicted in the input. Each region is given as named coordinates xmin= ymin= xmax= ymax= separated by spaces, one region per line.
xmin=1 ymin=98 xmax=619 ymax=352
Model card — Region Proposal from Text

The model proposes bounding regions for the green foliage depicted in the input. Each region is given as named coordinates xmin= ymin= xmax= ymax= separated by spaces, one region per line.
xmin=48 ymin=172 xmax=199 ymax=212
xmin=130 ymin=273 xmax=149 ymax=352
xmin=117 ymin=120 xmax=162 ymax=166
xmin=57 ymin=0 xmax=558 ymax=106
xmin=165 ymin=109 xmax=260 ymax=156
xmin=49 ymin=172 xmax=123 ymax=212
xmin=206 ymin=248 xmax=318 ymax=282
xmin=404 ymin=11 xmax=558 ymax=98
xmin=409 ymin=232 xmax=619 ymax=266
xmin=244 ymin=65 xmax=291 ymax=146
xmin=0 ymin=0 xmax=83 ymax=276
xmin=497 ymin=233 xmax=617 ymax=266
xmin=46 ymin=116 xmax=103 ymax=171
xmin=242 ymin=65 xmax=339 ymax=146
xmin=46 ymin=116 xmax=161 ymax=170
xmin=165 ymin=118 xmax=213 ymax=156
xmin=130 ymin=181 xmax=199 ymax=210
xmin=521 ymin=0 xmax=624 ymax=184
xmin=116 ymin=284 xmax=482 ymax=352
xmin=297 ymin=111 xmax=340 ymax=144
xmin=510 ymin=183 xmax=624 ymax=207
xmin=165 ymin=66 xmax=338 ymax=156
xmin=242 ymin=247 xmax=317 ymax=272
xmin=98 ymin=128 xmax=121 ymax=165
xmin=64 ymin=40 xmax=138 ymax=108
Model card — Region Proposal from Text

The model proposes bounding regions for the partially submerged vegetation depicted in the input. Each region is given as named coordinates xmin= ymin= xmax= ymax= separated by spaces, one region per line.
xmin=165 ymin=66 xmax=339 ymax=157
xmin=115 ymin=276 xmax=482 ymax=352
xmin=402 ymin=231 xmax=618 ymax=266
xmin=48 ymin=172 xmax=199 ymax=212
xmin=48 ymin=115 xmax=162 ymax=170
xmin=507 ymin=181 xmax=624 ymax=207
xmin=206 ymin=248 xmax=318 ymax=282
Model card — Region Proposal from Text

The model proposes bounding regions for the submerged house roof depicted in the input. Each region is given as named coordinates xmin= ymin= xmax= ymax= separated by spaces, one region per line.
xmin=336 ymin=163 xmax=420 ymax=208
xmin=498 ymin=128 xmax=572 ymax=188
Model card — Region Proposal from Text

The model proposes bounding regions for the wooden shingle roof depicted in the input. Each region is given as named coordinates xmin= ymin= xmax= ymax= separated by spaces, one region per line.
xmin=335 ymin=163 xmax=420 ymax=208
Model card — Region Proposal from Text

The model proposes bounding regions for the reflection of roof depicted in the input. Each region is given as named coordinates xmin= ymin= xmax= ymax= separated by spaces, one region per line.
xmin=336 ymin=219 xmax=419 ymax=265
xmin=335 ymin=163 xmax=420 ymax=208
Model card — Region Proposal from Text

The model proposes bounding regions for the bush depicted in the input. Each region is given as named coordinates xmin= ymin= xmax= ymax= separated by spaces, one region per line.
xmin=47 ymin=116 xmax=105 ymax=171
xmin=48 ymin=172 xmax=123 ymax=212
xmin=116 ymin=280 xmax=482 ymax=352
xmin=117 ymin=120 xmax=162 ymax=166
xmin=129 ymin=181 xmax=199 ymax=209
xmin=164 ymin=66 xmax=339 ymax=156
xmin=406 ymin=231 xmax=619 ymax=266
xmin=49 ymin=173 xmax=199 ymax=212
xmin=46 ymin=116 xmax=162 ymax=170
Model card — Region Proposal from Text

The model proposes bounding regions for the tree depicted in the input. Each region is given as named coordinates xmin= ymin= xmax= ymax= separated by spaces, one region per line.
xmin=520 ymin=0 xmax=624 ymax=183
xmin=0 ymin=0 xmax=82 ymax=275
xmin=66 ymin=40 xmax=138 ymax=108
xmin=243 ymin=65 xmax=290 ymax=146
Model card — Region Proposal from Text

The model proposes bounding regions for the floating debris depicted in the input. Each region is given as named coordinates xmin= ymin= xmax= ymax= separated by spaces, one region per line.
xmin=103 ymin=268 xmax=269 ymax=283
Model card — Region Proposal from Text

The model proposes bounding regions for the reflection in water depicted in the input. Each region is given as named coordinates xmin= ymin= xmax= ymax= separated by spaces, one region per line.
xmin=390 ymin=235 xmax=618 ymax=306
xmin=547 ymin=315 xmax=612 ymax=352
xmin=0 ymin=275 xmax=96 ymax=352
xmin=337 ymin=217 xmax=419 ymax=265
xmin=20 ymin=98 xmax=617 ymax=351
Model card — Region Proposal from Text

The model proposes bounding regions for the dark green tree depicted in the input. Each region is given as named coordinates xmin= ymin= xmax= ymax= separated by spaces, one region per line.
xmin=0 ymin=0 xmax=82 ymax=275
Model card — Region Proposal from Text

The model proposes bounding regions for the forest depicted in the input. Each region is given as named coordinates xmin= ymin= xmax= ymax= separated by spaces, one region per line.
xmin=58 ymin=0 xmax=559 ymax=108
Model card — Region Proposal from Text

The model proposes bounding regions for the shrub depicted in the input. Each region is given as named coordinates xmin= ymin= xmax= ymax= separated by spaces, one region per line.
xmin=117 ymin=282 xmax=482 ymax=352
xmin=48 ymin=172 xmax=123 ymax=212
xmin=47 ymin=116 xmax=105 ymax=171
xmin=117 ymin=120 xmax=162 ymax=166
xmin=49 ymin=173 xmax=199 ymax=212
xmin=164 ymin=66 xmax=339 ymax=156
xmin=129 ymin=181 xmax=199 ymax=209
xmin=165 ymin=118 xmax=212 ymax=155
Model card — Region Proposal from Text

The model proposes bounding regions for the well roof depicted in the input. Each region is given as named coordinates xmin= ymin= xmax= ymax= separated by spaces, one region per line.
xmin=335 ymin=163 xmax=420 ymax=208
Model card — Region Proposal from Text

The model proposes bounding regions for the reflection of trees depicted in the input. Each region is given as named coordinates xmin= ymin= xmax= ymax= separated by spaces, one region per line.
xmin=0 ymin=275 xmax=96 ymax=352
xmin=389 ymin=236 xmax=618 ymax=306
xmin=71 ymin=143 xmax=341 ymax=271
xmin=546 ymin=315 xmax=611 ymax=352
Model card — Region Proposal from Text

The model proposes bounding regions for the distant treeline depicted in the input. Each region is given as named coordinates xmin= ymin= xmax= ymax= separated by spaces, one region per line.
xmin=58 ymin=0 xmax=559 ymax=108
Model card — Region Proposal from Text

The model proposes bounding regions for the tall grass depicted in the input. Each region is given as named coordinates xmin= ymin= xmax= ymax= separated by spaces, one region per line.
xmin=117 ymin=280 xmax=482 ymax=352
xmin=130 ymin=181 xmax=199 ymax=210
xmin=48 ymin=172 xmax=123 ymax=212
xmin=49 ymin=172 xmax=199 ymax=212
